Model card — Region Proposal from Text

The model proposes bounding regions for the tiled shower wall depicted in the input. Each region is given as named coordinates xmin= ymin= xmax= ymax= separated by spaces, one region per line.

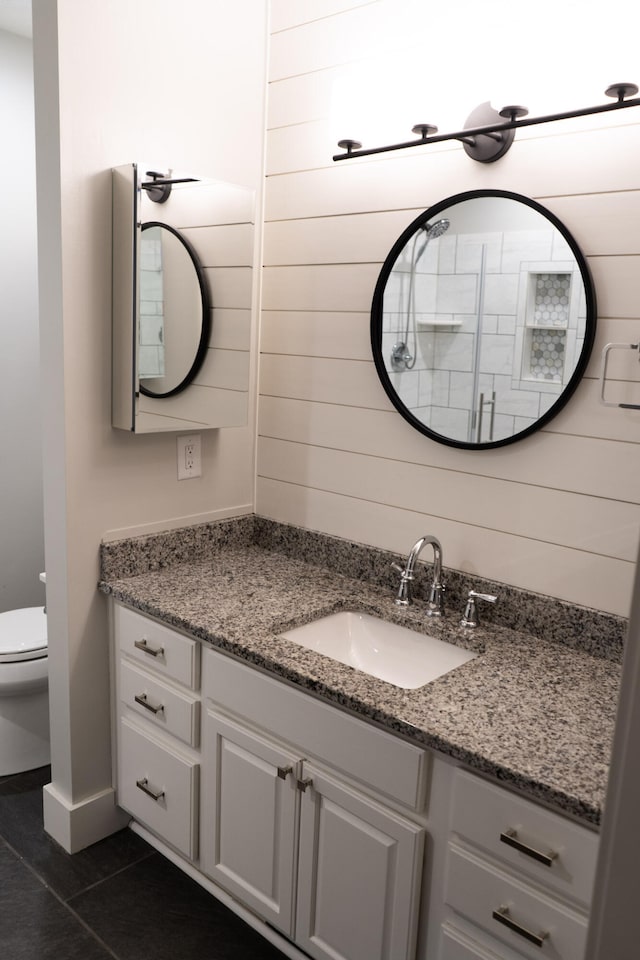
xmin=384 ymin=227 xmax=586 ymax=443
xmin=258 ymin=0 xmax=640 ymax=618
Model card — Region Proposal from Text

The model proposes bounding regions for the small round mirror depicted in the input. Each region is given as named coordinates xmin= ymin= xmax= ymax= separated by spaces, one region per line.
xmin=371 ymin=190 xmax=596 ymax=449
xmin=138 ymin=221 xmax=211 ymax=398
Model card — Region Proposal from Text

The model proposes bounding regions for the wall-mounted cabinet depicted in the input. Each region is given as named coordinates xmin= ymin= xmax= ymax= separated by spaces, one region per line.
xmin=111 ymin=163 xmax=255 ymax=433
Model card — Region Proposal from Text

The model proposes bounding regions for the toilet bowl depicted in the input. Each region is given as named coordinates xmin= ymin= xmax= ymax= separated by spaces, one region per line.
xmin=0 ymin=606 xmax=50 ymax=775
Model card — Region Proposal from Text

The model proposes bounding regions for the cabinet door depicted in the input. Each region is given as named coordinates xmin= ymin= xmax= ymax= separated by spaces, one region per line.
xmin=296 ymin=763 xmax=424 ymax=960
xmin=201 ymin=708 xmax=299 ymax=936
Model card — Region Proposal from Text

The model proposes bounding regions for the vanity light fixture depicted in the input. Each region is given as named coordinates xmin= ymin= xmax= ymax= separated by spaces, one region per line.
xmin=334 ymin=83 xmax=640 ymax=164
xmin=141 ymin=170 xmax=199 ymax=203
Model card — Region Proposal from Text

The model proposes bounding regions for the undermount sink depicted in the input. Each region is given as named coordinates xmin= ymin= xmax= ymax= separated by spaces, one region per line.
xmin=280 ymin=610 xmax=477 ymax=690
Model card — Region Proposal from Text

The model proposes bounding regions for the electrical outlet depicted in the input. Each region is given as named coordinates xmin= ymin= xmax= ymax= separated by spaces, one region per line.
xmin=177 ymin=434 xmax=202 ymax=480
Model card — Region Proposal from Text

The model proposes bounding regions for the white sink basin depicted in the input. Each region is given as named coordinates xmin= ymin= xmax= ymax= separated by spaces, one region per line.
xmin=281 ymin=610 xmax=477 ymax=690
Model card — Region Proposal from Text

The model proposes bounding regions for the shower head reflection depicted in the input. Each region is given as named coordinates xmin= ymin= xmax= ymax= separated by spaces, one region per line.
xmin=415 ymin=218 xmax=450 ymax=265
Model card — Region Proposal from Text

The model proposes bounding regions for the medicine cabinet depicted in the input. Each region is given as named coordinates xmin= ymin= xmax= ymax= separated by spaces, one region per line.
xmin=112 ymin=163 xmax=255 ymax=433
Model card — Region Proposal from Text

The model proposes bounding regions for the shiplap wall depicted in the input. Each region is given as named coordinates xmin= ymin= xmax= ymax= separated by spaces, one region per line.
xmin=258 ymin=0 xmax=640 ymax=618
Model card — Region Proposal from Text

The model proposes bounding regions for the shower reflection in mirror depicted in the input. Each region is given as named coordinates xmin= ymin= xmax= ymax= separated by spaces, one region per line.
xmin=381 ymin=197 xmax=587 ymax=445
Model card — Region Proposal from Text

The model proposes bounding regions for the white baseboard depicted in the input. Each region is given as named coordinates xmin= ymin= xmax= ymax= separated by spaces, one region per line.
xmin=101 ymin=504 xmax=253 ymax=543
xmin=42 ymin=782 xmax=130 ymax=854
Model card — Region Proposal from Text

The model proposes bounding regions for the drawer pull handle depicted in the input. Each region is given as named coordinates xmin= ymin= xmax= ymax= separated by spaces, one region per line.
xmin=500 ymin=828 xmax=558 ymax=867
xmin=297 ymin=777 xmax=313 ymax=792
xmin=134 ymin=637 xmax=164 ymax=658
xmin=493 ymin=904 xmax=549 ymax=948
xmin=134 ymin=693 xmax=164 ymax=716
xmin=277 ymin=765 xmax=293 ymax=780
xmin=136 ymin=777 xmax=165 ymax=802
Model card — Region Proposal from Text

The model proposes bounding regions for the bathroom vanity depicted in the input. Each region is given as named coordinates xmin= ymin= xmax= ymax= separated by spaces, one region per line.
xmin=102 ymin=517 xmax=621 ymax=960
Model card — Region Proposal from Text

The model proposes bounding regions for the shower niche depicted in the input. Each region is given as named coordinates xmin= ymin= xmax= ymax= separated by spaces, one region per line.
xmin=371 ymin=190 xmax=596 ymax=450
xmin=519 ymin=269 xmax=583 ymax=384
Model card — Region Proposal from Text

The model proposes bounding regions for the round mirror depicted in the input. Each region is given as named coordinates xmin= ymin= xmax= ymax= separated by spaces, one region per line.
xmin=138 ymin=221 xmax=211 ymax=398
xmin=371 ymin=190 xmax=596 ymax=449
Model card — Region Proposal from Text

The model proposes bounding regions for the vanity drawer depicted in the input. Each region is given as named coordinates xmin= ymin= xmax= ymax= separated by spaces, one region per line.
xmin=445 ymin=843 xmax=588 ymax=960
xmin=120 ymin=659 xmax=200 ymax=747
xmin=203 ymin=647 xmax=428 ymax=811
xmin=451 ymin=770 xmax=598 ymax=907
xmin=440 ymin=923 xmax=519 ymax=960
xmin=115 ymin=603 xmax=200 ymax=690
xmin=118 ymin=717 xmax=199 ymax=860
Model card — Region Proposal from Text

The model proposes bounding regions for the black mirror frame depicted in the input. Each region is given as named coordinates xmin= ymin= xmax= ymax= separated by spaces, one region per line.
xmin=138 ymin=221 xmax=211 ymax=399
xmin=370 ymin=189 xmax=597 ymax=450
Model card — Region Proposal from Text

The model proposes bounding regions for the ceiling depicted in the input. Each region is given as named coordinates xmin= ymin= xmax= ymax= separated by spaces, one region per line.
xmin=0 ymin=0 xmax=32 ymax=38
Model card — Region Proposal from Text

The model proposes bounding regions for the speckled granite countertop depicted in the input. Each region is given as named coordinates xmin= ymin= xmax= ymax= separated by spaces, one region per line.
xmin=100 ymin=516 xmax=625 ymax=827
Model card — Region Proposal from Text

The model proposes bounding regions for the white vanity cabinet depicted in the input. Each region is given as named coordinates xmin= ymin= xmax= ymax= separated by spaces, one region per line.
xmin=201 ymin=646 xmax=427 ymax=960
xmin=110 ymin=602 xmax=600 ymax=960
xmin=440 ymin=769 xmax=599 ymax=960
xmin=112 ymin=603 xmax=201 ymax=861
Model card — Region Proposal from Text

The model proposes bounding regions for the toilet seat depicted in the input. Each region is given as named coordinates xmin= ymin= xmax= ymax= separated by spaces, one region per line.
xmin=0 ymin=607 xmax=47 ymax=663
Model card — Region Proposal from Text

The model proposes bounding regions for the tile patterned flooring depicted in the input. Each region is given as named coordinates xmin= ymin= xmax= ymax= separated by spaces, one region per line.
xmin=0 ymin=766 xmax=287 ymax=959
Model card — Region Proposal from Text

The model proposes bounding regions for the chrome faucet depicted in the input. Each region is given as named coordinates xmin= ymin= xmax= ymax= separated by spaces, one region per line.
xmin=392 ymin=535 xmax=445 ymax=616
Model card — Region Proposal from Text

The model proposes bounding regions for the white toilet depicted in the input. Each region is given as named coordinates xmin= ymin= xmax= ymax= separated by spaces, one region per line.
xmin=0 ymin=605 xmax=50 ymax=776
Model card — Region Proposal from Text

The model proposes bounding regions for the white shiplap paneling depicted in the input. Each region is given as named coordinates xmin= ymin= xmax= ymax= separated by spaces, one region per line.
xmin=258 ymin=396 xmax=640 ymax=506
xmin=262 ymin=263 xmax=379 ymax=311
xmin=270 ymin=0 xmax=377 ymax=34
xmin=260 ymin=354 xmax=387 ymax=409
xmin=260 ymin=310 xmax=371 ymax=360
xmin=265 ymin=125 xmax=640 ymax=221
xmin=258 ymin=436 xmax=639 ymax=562
xmin=256 ymin=477 xmax=636 ymax=616
xmin=260 ymin=1 xmax=640 ymax=618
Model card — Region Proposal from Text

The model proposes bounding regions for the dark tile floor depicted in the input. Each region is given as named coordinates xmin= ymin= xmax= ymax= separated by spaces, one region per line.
xmin=0 ymin=766 xmax=288 ymax=959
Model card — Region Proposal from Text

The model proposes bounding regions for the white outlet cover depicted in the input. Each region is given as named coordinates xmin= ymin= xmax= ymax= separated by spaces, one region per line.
xmin=177 ymin=434 xmax=202 ymax=480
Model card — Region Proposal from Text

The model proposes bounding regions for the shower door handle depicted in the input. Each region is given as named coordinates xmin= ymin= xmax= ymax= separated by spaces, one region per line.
xmin=487 ymin=390 xmax=496 ymax=441
xmin=476 ymin=392 xmax=485 ymax=442
xmin=476 ymin=391 xmax=496 ymax=442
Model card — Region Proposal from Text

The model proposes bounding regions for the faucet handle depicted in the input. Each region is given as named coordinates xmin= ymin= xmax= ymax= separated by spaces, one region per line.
xmin=460 ymin=590 xmax=497 ymax=628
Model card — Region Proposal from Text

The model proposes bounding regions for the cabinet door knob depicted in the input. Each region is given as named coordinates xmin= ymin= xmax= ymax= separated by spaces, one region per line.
xmin=277 ymin=765 xmax=293 ymax=780
xmin=492 ymin=904 xmax=549 ymax=948
xmin=134 ymin=693 xmax=165 ymax=715
xmin=134 ymin=637 xmax=164 ymax=658
xmin=136 ymin=777 xmax=165 ymax=802
xmin=500 ymin=827 xmax=558 ymax=867
xmin=297 ymin=777 xmax=313 ymax=792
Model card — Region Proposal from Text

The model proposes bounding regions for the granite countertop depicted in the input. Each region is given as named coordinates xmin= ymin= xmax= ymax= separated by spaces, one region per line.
xmin=100 ymin=521 xmax=623 ymax=828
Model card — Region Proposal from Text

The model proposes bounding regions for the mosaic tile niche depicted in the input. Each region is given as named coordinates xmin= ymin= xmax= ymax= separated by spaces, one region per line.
xmin=524 ymin=273 xmax=571 ymax=383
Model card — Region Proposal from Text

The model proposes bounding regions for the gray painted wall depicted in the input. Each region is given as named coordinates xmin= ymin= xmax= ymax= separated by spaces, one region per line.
xmin=0 ymin=29 xmax=44 ymax=613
